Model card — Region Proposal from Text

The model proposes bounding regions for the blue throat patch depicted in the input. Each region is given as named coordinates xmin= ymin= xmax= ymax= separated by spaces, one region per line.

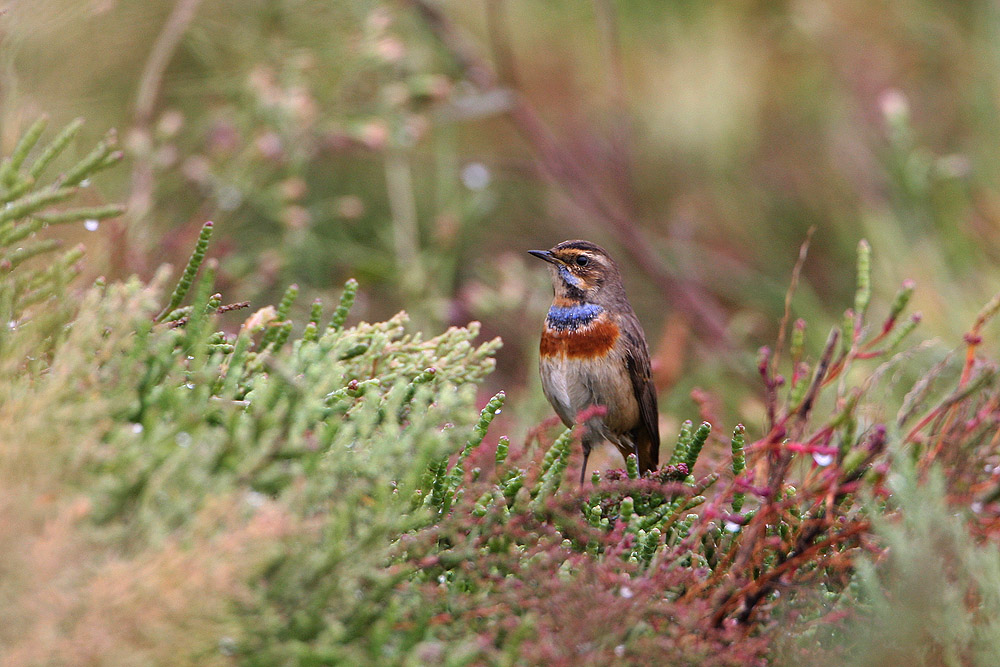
xmin=546 ymin=303 xmax=603 ymax=330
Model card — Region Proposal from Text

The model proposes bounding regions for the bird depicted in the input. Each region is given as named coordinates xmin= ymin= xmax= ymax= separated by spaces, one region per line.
xmin=529 ymin=240 xmax=660 ymax=483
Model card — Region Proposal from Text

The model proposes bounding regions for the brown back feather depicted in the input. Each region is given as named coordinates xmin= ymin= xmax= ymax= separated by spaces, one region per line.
xmin=620 ymin=312 xmax=660 ymax=472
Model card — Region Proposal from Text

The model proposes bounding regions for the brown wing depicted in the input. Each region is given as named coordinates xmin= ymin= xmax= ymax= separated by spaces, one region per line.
xmin=621 ymin=313 xmax=660 ymax=473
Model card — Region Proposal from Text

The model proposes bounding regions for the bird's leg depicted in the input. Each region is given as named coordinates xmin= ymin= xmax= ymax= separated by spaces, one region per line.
xmin=579 ymin=430 xmax=600 ymax=486
xmin=579 ymin=438 xmax=592 ymax=486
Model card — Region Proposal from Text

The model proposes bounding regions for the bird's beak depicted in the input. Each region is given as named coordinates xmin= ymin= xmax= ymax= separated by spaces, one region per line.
xmin=528 ymin=249 xmax=558 ymax=264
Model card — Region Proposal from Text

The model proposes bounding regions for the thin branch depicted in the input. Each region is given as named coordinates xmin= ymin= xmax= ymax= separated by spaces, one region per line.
xmin=484 ymin=0 xmax=520 ymax=90
xmin=128 ymin=0 xmax=205 ymax=271
xmin=771 ymin=227 xmax=814 ymax=376
xmin=409 ymin=0 xmax=732 ymax=345
xmin=592 ymin=0 xmax=635 ymax=206
xmin=794 ymin=326 xmax=839 ymax=425
xmin=385 ymin=149 xmax=426 ymax=301
xmin=722 ymin=521 xmax=869 ymax=626
xmin=134 ymin=0 xmax=204 ymax=127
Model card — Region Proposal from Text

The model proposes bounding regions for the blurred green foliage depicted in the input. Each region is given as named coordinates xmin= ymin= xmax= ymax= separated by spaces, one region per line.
xmin=0 ymin=156 xmax=503 ymax=661
xmin=833 ymin=462 xmax=1000 ymax=666
xmin=8 ymin=1 xmax=1000 ymax=660
xmin=3 ymin=110 xmax=1000 ymax=663
xmin=8 ymin=1 xmax=1000 ymax=435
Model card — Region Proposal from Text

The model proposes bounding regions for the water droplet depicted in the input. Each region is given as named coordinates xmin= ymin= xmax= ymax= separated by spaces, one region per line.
xmin=813 ymin=451 xmax=834 ymax=467
xmin=176 ymin=432 xmax=192 ymax=447
xmin=84 ymin=219 xmax=99 ymax=231
xmin=614 ymin=645 xmax=625 ymax=658
xmin=619 ymin=586 xmax=633 ymax=599
xmin=879 ymin=89 xmax=909 ymax=122
xmin=460 ymin=162 xmax=490 ymax=190
xmin=985 ymin=464 xmax=994 ymax=473
xmin=79 ymin=178 xmax=91 ymax=188
xmin=131 ymin=423 xmax=144 ymax=434
xmin=184 ymin=382 xmax=195 ymax=389
xmin=244 ymin=491 xmax=266 ymax=508
xmin=495 ymin=409 xmax=501 ymax=414
xmin=972 ymin=502 xmax=984 ymax=514
xmin=724 ymin=520 xmax=741 ymax=533
xmin=218 ymin=637 xmax=237 ymax=656
xmin=7 ymin=320 xmax=16 ymax=330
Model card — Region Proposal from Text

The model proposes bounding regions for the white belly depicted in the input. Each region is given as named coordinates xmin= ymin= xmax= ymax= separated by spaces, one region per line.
xmin=539 ymin=354 xmax=637 ymax=433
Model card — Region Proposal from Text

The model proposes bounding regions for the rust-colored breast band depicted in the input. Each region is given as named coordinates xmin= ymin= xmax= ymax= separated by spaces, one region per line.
xmin=540 ymin=319 xmax=620 ymax=359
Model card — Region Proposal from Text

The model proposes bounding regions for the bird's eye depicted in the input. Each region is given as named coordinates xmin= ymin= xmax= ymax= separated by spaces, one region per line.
xmin=575 ymin=255 xmax=590 ymax=267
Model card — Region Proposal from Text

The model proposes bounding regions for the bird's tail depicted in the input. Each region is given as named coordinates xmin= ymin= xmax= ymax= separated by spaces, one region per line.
xmin=640 ymin=425 xmax=660 ymax=474
xmin=617 ymin=427 xmax=658 ymax=475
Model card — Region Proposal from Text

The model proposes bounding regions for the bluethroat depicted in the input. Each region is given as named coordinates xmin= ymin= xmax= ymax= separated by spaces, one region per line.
xmin=530 ymin=240 xmax=660 ymax=483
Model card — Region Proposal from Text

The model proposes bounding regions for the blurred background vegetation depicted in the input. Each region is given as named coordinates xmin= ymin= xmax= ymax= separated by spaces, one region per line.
xmin=4 ymin=0 xmax=999 ymax=436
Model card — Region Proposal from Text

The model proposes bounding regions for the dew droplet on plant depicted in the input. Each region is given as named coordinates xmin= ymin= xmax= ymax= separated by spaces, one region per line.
xmin=245 ymin=491 xmax=266 ymax=508
xmin=461 ymin=162 xmax=490 ymax=190
xmin=813 ymin=451 xmax=834 ymax=467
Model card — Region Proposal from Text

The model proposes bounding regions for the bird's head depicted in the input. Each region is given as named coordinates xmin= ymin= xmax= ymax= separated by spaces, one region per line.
xmin=529 ymin=240 xmax=624 ymax=303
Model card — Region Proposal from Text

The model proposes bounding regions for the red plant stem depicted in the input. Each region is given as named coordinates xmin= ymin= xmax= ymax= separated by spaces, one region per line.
xmin=926 ymin=407 xmax=960 ymax=468
xmin=713 ymin=520 xmax=869 ymax=626
xmin=959 ymin=293 xmax=1000 ymax=387
xmin=963 ymin=397 xmax=1000 ymax=432
xmin=784 ymin=442 xmax=838 ymax=455
xmin=759 ymin=347 xmax=777 ymax=430
xmin=772 ymin=229 xmax=814 ymax=377
xmin=961 ymin=335 xmax=980 ymax=388
xmin=906 ymin=406 xmax=942 ymax=444
xmin=905 ymin=373 xmax=994 ymax=447
xmin=793 ymin=327 xmax=839 ymax=428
